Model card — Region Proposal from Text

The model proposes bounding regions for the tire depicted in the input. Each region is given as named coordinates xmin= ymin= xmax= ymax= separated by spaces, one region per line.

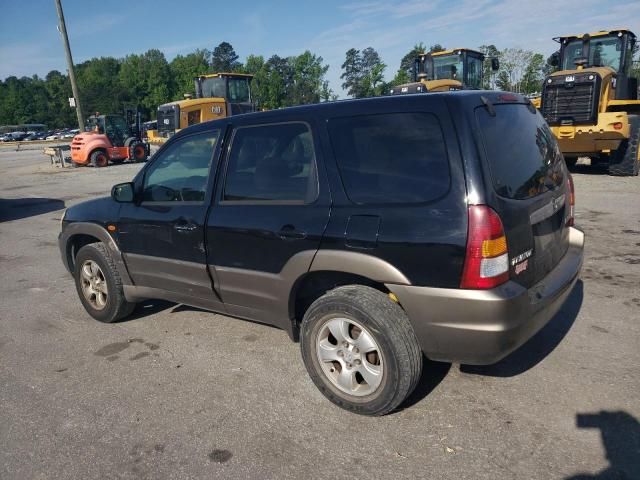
xmin=609 ymin=115 xmax=640 ymax=176
xmin=300 ymin=285 xmax=422 ymax=416
xmin=564 ymin=156 xmax=578 ymax=169
xmin=74 ymin=243 xmax=135 ymax=323
xmin=130 ymin=141 xmax=148 ymax=162
xmin=90 ymin=149 xmax=108 ymax=168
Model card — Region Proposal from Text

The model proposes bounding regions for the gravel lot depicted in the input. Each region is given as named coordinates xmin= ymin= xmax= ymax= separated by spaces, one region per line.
xmin=1 ymin=146 xmax=639 ymax=480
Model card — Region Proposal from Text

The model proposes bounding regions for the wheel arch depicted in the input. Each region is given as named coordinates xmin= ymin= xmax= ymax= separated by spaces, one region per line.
xmin=287 ymin=250 xmax=410 ymax=338
xmin=61 ymin=222 xmax=132 ymax=284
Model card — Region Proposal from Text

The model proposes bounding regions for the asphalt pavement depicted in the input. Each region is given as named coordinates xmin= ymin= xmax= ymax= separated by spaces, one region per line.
xmin=1 ymin=147 xmax=639 ymax=479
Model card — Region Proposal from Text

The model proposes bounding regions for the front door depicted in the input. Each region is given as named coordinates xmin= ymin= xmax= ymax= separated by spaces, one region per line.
xmin=206 ymin=118 xmax=331 ymax=329
xmin=117 ymin=129 xmax=223 ymax=305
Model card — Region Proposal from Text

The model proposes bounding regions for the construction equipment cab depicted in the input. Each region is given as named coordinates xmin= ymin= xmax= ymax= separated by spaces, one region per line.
xmin=390 ymin=49 xmax=498 ymax=95
xmin=540 ymin=29 xmax=640 ymax=176
xmin=70 ymin=113 xmax=149 ymax=167
xmin=151 ymin=73 xmax=255 ymax=143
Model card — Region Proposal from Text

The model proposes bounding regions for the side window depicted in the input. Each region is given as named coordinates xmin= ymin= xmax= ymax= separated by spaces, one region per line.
xmin=223 ymin=122 xmax=318 ymax=203
xmin=327 ymin=113 xmax=450 ymax=204
xmin=142 ymin=130 xmax=219 ymax=203
xmin=187 ymin=110 xmax=201 ymax=127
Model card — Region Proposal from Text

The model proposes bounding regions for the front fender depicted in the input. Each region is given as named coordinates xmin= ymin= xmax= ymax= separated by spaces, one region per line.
xmin=58 ymin=222 xmax=132 ymax=285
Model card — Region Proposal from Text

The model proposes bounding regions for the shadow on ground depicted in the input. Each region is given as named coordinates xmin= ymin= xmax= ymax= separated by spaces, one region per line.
xmin=569 ymin=161 xmax=609 ymax=176
xmin=566 ymin=410 xmax=640 ymax=479
xmin=119 ymin=299 xmax=175 ymax=322
xmin=461 ymin=280 xmax=584 ymax=377
xmin=0 ymin=197 xmax=65 ymax=222
xmin=399 ymin=357 xmax=451 ymax=411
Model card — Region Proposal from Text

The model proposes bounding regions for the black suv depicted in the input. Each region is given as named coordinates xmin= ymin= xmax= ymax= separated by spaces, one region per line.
xmin=59 ymin=91 xmax=584 ymax=415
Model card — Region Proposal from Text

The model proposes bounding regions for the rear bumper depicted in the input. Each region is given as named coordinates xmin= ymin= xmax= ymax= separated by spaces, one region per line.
xmin=387 ymin=227 xmax=584 ymax=365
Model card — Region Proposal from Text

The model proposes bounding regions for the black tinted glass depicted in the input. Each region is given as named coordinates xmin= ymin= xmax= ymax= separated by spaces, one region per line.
xmin=476 ymin=104 xmax=564 ymax=200
xmin=224 ymin=123 xmax=318 ymax=202
xmin=328 ymin=113 xmax=450 ymax=204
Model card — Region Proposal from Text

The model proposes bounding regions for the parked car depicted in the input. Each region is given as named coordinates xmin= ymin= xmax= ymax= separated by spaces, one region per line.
xmin=58 ymin=91 xmax=584 ymax=415
xmin=9 ymin=131 xmax=27 ymax=141
xmin=0 ymin=134 xmax=12 ymax=142
xmin=46 ymin=133 xmax=61 ymax=141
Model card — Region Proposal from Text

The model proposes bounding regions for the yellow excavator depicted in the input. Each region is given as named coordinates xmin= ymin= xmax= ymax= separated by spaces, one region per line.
xmin=539 ymin=29 xmax=639 ymax=175
xmin=389 ymin=48 xmax=499 ymax=95
xmin=147 ymin=72 xmax=254 ymax=144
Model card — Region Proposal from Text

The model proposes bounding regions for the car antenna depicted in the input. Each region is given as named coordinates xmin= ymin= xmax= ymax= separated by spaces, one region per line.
xmin=480 ymin=96 xmax=496 ymax=116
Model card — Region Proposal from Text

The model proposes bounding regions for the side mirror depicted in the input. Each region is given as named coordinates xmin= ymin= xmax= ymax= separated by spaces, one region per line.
xmin=111 ymin=182 xmax=135 ymax=203
xmin=550 ymin=52 xmax=560 ymax=67
xmin=491 ymin=58 xmax=500 ymax=71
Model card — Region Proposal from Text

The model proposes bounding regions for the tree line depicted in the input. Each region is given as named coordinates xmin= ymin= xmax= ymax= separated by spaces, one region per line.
xmin=1 ymin=41 xmax=639 ymax=128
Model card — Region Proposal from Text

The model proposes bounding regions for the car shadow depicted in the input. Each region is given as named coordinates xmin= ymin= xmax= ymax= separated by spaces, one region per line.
xmin=0 ymin=197 xmax=65 ymax=222
xmin=460 ymin=280 xmax=584 ymax=377
xmin=119 ymin=299 xmax=175 ymax=322
xmin=569 ymin=161 xmax=609 ymax=176
xmin=398 ymin=356 xmax=452 ymax=412
xmin=565 ymin=410 xmax=640 ymax=479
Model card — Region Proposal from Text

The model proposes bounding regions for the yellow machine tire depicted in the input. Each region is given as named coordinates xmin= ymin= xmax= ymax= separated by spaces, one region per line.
xmin=609 ymin=115 xmax=640 ymax=176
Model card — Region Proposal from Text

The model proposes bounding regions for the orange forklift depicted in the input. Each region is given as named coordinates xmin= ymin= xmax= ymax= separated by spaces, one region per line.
xmin=70 ymin=108 xmax=149 ymax=167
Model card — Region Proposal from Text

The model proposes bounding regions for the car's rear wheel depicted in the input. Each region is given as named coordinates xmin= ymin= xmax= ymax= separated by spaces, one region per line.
xmin=90 ymin=150 xmax=108 ymax=168
xmin=74 ymin=243 xmax=135 ymax=323
xmin=300 ymin=285 xmax=422 ymax=416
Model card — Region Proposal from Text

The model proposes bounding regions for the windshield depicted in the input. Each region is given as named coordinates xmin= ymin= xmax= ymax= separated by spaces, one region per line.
xmin=196 ymin=77 xmax=251 ymax=102
xmin=432 ymin=54 xmax=463 ymax=82
xmin=200 ymin=77 xmax=226 ymax=98
xmin=562 ymin=35 xmax=623 ymax=71
xmin=104 ymin=115 xmax=129 ymax=145
xmin=466 ymin=55 xmax=483 ymax=89
xmin=228 ymin=78 xmax=250 ymax=103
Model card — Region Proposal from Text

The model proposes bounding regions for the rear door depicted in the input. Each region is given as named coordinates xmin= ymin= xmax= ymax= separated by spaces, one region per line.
xmin=474 ymin=101 xmax=571 ymax=288
xmin=206 ymin=115 xmax=331 ymax=328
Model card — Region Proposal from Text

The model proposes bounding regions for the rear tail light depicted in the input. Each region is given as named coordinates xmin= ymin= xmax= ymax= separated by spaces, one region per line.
xmin=566 ymin=174 xmax=575 ymax=226
xmin=460 ymin=205 xmax=510 ymax=289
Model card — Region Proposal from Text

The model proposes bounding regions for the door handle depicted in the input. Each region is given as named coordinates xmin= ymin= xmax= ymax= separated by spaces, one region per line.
xmin=174 ymin=223 xmax=198 ymax=232
xmin=278 ymin=225 xmax=307 ymax=240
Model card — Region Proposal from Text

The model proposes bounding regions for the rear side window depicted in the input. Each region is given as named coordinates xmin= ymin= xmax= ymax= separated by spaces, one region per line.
xmin=328 ymin=113 xmax=450 ymax=204
xmin=223 ymin=122 xmax=318 ymax=203
xmin=476 ymin=104 xmax=564 ymax=200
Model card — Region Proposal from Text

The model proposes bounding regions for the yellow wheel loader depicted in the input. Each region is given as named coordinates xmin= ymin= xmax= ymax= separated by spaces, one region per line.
xmin=147 ymin=73 xmax=254 ymax=144
xmin=389 ymin=48 xmax=499 ymax=95
xmin=540 ymin=29 xmax=640 ymax=176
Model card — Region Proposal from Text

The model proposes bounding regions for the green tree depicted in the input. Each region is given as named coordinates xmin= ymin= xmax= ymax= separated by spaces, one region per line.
xmin=210 ymin=42 xmax=241 ymax=73
xmin=340 ymin=47 xmax=386 ymax=98
xmin=289 ymin=51 xmax=330 ymax=105
xmin=76 ymin=57 xmax=124 ymax=116
xmin=479 ymin=44 xmax=500 ymax=89
xmin=170 ymin=49 xmax=210 ymax=99
xmin=119 ymin=49 xmax=172 ymax=118
xmin=521 ymin=53 xmax=545 ymax=94
xmin=44 ymin=70 xmax=75 ymax=127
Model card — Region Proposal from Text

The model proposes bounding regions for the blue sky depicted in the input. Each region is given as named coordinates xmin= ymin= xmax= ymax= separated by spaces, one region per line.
xmin=1 ymin=0 xmax=639 ymax=96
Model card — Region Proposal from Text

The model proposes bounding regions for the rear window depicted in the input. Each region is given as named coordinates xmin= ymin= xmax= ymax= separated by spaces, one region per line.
xmin=327 ymin=112 xmax=450 ymax=204
xmin=476 ymin=104 xmax=564 ymax=200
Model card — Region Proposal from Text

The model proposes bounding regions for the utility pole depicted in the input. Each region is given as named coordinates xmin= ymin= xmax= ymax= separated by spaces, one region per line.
xmin=54 ymin=0 xmax=84 ymax=129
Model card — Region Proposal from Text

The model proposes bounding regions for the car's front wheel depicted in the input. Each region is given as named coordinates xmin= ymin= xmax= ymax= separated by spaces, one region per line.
xmin=74 ymin=243 xmax=135 ymax=323
xmin=300 ymin=285 xmax=422 ymax=415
